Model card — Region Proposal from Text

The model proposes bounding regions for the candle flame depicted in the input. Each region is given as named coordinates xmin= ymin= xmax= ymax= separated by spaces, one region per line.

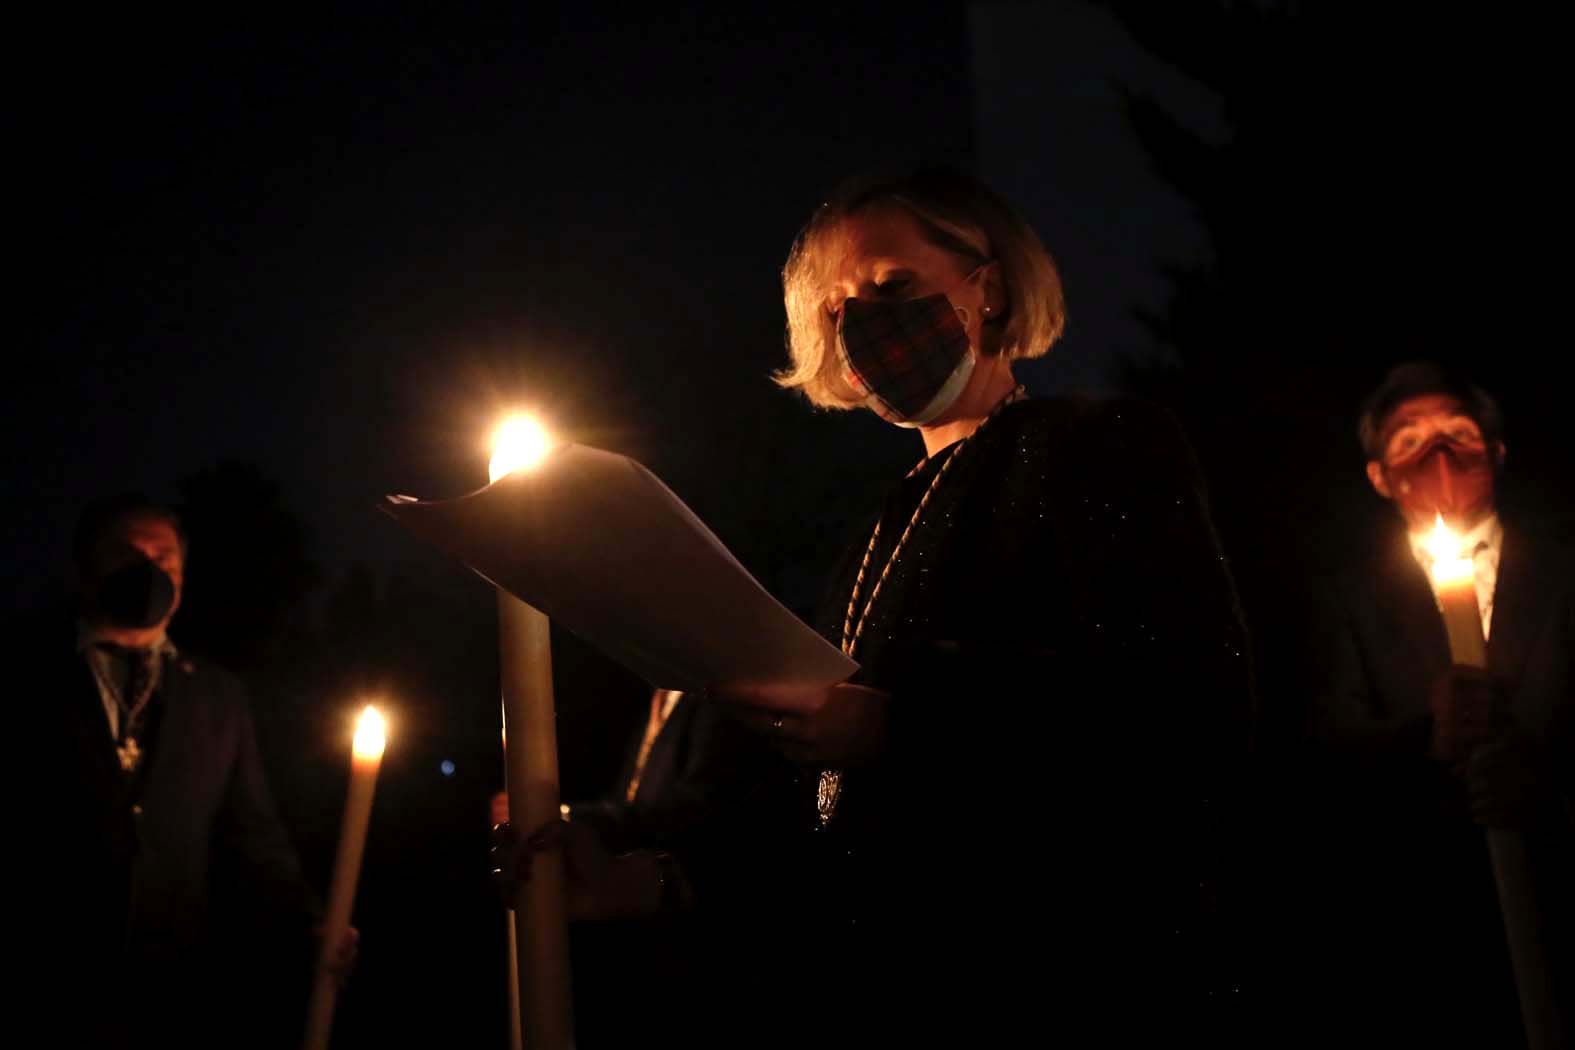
xmin=1423 ymin=513 xmax=1453 ymax=561
xmin=488 ymin=414 xmax=552 ymax=482
xmin=1425 ymin=513 xmax=1475 ymax=587
xmin=353 ymin=705 xmax=387 ymax=760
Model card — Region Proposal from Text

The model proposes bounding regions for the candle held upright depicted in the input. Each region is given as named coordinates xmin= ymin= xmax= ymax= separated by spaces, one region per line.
xmin=1425 ymin=515 xmax=1559 ymax=1050
xmin=490 ymin=413 xmax=575 ymax=1050
xmin=302 ymin=705 xmax=386 ymax=1050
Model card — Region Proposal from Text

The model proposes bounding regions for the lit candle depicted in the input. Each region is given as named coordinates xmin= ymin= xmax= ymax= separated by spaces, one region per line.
xmin=1421 ymin=517 xmax=1561 ymax=1048
xmin=490 ymin=413 xmax=575 ymax=1050
xmin=489 ymin=415 xmax=552 ymax=482
xmin=303 ymin=705 xmax=387 ymax=1050
xmin=1424 ymin=514 xmax=1486 ymax=667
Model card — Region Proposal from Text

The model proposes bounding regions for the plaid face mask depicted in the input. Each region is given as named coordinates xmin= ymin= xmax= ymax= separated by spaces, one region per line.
xmin=836 ymin=291 xmax=977 ymax=427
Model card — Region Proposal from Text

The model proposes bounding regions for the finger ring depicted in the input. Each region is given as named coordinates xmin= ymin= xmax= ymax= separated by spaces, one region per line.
xmin=771 ymin=716 xmax=785 ymax=733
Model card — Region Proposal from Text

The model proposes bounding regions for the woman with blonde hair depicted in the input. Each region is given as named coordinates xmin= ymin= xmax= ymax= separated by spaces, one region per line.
xmin=717 ymin=167 xmax=1255 ymax=1043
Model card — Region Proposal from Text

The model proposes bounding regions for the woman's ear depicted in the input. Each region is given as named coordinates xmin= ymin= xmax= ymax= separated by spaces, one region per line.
xmin=980 ymin=260 xmax=1007 ymax=322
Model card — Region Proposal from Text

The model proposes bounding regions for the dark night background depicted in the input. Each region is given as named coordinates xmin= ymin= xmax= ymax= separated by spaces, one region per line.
xmin=11 ymin=3 xmax=1573 ymax=1045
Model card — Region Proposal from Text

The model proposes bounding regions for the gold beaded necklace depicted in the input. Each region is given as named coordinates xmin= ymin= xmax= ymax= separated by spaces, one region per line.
xmin=817 ymin=384 xmax=1027 ymax=826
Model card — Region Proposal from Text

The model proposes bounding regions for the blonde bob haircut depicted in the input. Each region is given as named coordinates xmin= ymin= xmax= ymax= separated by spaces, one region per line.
xmin=777 ymin=167 xmax=1066 ymax=409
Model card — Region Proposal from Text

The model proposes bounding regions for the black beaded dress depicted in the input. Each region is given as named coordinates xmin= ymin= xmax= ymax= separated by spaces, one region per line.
xmin=781 ymin=395 xmax=1254 ymax=1045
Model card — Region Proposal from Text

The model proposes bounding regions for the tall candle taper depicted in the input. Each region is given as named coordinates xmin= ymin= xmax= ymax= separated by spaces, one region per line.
xmin=302 ymin=705 xmax=386 ymax=1050
xmin=490 ymin=414 xmax=575 ymax=1050
xmin=1426 ymin=517 xmax=1560 ymax=1050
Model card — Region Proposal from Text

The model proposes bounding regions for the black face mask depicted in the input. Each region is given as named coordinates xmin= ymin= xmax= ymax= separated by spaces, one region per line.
xmin=91 ymin=558 xmax=176 ymax=630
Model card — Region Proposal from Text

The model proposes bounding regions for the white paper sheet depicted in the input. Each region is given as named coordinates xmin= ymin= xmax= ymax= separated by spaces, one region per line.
xmin=382 ymin=444 xmax=858 ymax=693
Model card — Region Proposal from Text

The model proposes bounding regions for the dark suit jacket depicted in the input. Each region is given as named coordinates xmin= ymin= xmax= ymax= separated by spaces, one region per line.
xmin=1303 ymin=522 xmax=1574 ymax=1047
xmin=47 ymin=632 xmax=317 ymax=1039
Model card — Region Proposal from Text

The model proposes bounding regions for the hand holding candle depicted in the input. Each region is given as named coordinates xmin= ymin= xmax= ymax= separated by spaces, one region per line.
xmin=1428 ymin=666 xmax=1500 ymax=765
xmin=303 ymin=705 xmax=387 ymax=1050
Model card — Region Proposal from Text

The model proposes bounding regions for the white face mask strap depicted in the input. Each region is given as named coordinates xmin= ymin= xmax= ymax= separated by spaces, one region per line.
xmin=900 ymin=350 xmax=977 ymax=427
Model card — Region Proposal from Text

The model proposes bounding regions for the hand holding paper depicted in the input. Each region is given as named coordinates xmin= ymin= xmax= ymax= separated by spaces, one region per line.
xmin=718 ymin=680 xmax=890 ymax=767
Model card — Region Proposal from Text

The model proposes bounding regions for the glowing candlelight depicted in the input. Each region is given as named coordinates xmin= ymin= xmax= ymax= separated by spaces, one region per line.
xmin=352 ymin=705 xmax=387 ymax=763
xmin=303 ymin=705 xmax=387 ymax=1050
xmin=1423 ymin=514 xmax=1486 ymax=668
xmin=1425 ymin=514 xmax=1475 ymax=589
xmin=489 ymin=414 xmax=553 ymax=483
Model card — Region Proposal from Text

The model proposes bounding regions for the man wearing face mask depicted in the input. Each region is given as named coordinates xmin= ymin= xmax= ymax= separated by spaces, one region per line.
xmin=39 ymin=493 xmax=351 ymax=1047
xmin=1300 ymin=363 xmax=1573 ymax=1047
